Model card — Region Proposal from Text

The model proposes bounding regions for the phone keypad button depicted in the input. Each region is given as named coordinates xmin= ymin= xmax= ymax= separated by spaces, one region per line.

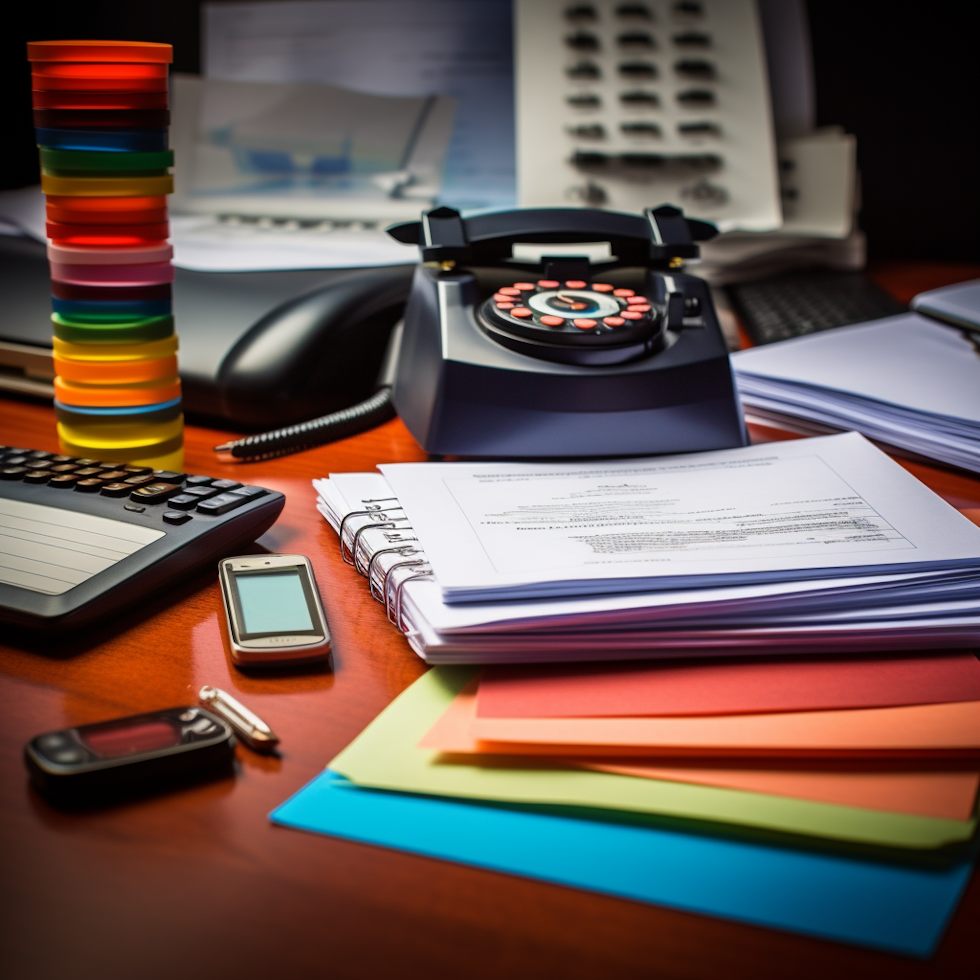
xmin=163 ymin=510 xmax=192 ymax=525
xmin=196 ymin=492 xmax=249 ymax=515
xmin=166 ymin=493 xmax=199 ymax=510
xmin=100 ymin=482 xmax=132 ymax=497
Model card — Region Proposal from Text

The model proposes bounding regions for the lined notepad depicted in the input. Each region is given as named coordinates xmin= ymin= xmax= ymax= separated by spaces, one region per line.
xmin=0 ymin=498 xmax=164 ymax=595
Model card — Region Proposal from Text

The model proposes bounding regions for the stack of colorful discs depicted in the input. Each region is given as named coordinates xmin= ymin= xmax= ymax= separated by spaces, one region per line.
xmin=28 ymin=40 xmax=183 ymax=469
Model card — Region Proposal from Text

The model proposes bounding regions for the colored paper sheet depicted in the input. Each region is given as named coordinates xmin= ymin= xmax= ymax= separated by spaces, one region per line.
xmin=577 ymin=761 xmax=980 ymax=820
xmin=330 ymin=669 xmax=977 ymax=850
xmin=433 ymin=689 xmax=980 ymax=757
xmin=477 ymin=654 xmax=980 ymax=719
xmin=270 ymin=771 xmax=974 ymax=958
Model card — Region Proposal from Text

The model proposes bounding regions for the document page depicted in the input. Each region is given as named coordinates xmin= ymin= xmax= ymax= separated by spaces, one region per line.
xmin=380 ymin=434 xmax=980 ymax=601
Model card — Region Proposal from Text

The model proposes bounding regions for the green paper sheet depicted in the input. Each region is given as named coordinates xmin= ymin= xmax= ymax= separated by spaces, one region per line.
xmin=329 ymin=667 xmax=978 ymax=851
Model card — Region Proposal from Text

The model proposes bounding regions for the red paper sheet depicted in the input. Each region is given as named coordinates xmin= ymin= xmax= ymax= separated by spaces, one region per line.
xmin=477 ymin=653 xmax=980 ymax=719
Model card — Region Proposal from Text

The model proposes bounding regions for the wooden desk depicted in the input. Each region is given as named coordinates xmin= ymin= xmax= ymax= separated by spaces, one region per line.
xmin=3 ymin=287 xmax=980 ymax=978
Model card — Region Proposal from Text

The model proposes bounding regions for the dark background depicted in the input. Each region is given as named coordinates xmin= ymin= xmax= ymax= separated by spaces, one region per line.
xmin=2 ymin=0 xmax=976 ymax=261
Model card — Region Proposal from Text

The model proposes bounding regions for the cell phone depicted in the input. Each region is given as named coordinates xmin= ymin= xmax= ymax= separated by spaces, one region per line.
xmin=218 ymin=554 xmax=331 ymax=667
xmin=25 ymin=706 xmax=236 ymax=804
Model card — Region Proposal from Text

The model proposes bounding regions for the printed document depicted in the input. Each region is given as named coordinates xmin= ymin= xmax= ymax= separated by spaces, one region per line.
xmin=380 ymin=433 xmax=980 ymax=601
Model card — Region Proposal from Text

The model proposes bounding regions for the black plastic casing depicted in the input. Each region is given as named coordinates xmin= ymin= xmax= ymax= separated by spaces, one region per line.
xmin=24 ymin=707 xmax=237 ymax=805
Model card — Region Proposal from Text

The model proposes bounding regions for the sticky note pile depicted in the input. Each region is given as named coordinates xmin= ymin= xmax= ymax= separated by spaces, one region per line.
xmin=272 ymin=655 xmax=980 ymax=957
xmin=28 ymin=40 xmax=182 ymax=469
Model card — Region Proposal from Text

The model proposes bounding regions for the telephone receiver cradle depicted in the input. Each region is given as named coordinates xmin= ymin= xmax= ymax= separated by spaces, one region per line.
xmin=383 ymin=204 xmax=748 ymax=458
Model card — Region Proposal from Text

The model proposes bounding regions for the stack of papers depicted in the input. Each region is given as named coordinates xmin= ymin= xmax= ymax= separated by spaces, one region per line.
xmin=732 ymin=314 xmax=980 ymax=473
xmin=315 ymin=434 xmax=980 ymax=664
xmin=272 ymin=664 xmax=980 ymax=956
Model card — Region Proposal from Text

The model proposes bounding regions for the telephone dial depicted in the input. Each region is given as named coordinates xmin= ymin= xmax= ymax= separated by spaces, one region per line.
xmin=220 ymin=204 xmax=747 ymax=460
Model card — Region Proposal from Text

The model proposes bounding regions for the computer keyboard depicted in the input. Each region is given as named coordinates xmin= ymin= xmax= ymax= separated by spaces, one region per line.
xmin=727 ymin=270 xmax=907 ymax=346
xmin=0 ymin=445 xmax=285 ymax=631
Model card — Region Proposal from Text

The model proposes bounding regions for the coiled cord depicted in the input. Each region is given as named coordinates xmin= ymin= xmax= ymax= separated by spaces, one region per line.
xmin=214 ymin=386 xmax=395 ymax=462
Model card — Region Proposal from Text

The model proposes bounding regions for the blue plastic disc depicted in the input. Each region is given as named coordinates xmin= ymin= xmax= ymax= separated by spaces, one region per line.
xmin=35 ymin=127 xmax=169 ymax=153
xmin=52 ymin=297 xmax=172 ymax=321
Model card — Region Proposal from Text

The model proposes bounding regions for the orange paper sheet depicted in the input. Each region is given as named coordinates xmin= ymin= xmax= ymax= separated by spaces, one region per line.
xmin=420 ymin=682 xmax=980 ymax=758
xmin=477 ymin=653 xmax=980 ymax=718
xmin=576 ymin=761 xmax=980 ymax=820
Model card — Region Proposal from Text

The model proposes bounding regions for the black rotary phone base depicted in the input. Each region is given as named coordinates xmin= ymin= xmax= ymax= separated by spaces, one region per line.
xmin=219 ymin=205 xmax=747 ymax=461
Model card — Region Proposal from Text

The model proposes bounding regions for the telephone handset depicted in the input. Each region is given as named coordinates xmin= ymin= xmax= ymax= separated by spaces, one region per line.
xmin=216 ymin=204 xmax=746 ymax=461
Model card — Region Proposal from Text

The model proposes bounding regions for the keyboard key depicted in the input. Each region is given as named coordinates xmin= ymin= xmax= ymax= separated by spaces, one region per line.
xmin=130 ymin=482 xmax=185 ymax=503
xmin=151 ymin=470 xmax=186 ymax=484
xmin=4 ymin=456 xmax=28 ymax=467
xmin=22 ymin=470 xmax=52 ymax=484
xmin=122 ymin=465 xmax=152 ymax=476
xmin=124 ymin=502 xmax=146 ymax=513
xmin=210 ymin=479 xmax=243 ymax=491
xmin=231 ymin=486 xmax=268 ymax=501
xmin=182 ymin=475 xmax=213 ymax=487
xmin=73 ymin=467 xmax=103 ymax=478
xmin=100 ymin=482 xmax=131 ymax=497
xmin=49 ymin=473 xmax=79 ymax=488
xmin=124 ymin=474 xmax=155 ymax=486
xmin=27 ymin=450 xmax=54 ymax=460
xmin=181 ymin=485 xmax=221 ymax=500
xmin=166 ymin=493 xmax=199 ymax=510
xmin=74 ymin=478 xmax=104 ymax=492
xmin=0 ymin=467 xmax=27 ymax=480
xmin=162 ymin=511 xmax=192 ymax=525
xmin=73 ymin=458 xmax=101 ymax=467
xmin=48 ymin=455 xmax=78 ymax=464
xmin=97 ymin=470 xmax=128 ymax=482
xmin=2 ymin=448 xmax=30 ymax=457
xmin=196 ymin=492 xmax=249 ymax=515
xmin=24 ymin=459 xmax=55 ymax=471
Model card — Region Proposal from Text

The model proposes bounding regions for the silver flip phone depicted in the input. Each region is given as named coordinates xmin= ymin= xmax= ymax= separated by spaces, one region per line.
xmin=218 ymin=554 xmax=331 ymax=667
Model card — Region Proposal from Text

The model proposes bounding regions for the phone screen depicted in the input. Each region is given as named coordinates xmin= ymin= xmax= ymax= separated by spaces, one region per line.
xmin=234 ymin=569 xmax=316 ymax=635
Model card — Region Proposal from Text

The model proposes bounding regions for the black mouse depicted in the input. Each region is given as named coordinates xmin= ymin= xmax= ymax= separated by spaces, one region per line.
xmin=215 ymin=266 xmax=413 ymax=430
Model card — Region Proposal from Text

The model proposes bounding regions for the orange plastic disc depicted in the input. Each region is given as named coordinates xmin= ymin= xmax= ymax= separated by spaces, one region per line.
xmin=54 ymin=354 xmax=178 ymax=384
xmin=27 ymin=41 xmax=173 ymax=64
xmin=54 ymin=376 xmax=181 ymax=407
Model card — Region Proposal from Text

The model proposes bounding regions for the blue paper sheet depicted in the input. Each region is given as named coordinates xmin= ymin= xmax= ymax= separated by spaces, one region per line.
xmin=271 ymin=771 xmax=974 ymax=958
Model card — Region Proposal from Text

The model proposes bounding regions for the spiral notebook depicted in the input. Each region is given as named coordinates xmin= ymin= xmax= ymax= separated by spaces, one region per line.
xmin=313 ymin=436 xmax=980 ymax=666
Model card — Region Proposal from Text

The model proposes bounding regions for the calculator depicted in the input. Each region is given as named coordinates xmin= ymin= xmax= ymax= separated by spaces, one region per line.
xmin=0 ymin=446 xmax=285 ymax=631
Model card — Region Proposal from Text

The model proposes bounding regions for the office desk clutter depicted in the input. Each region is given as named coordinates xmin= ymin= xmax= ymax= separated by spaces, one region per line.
xmin=27 ymin=40 xmax=183 ymax=469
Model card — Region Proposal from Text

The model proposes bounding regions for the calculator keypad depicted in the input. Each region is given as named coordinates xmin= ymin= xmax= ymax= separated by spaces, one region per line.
xmin=0 ymin=448 xmax=268 ymax=524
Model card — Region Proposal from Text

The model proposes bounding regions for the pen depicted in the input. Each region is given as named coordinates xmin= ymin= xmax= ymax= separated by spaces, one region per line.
xmin=199 ymin=685 xmax=280 ymax=753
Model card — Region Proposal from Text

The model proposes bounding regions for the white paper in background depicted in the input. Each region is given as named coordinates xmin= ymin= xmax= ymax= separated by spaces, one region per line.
xmin=515 ymin=0 xmax=780 ymax=232
xmin=170 ymin=75 xmax=456 ymax=222
xmin=0 ymin=185 xmax=417 ymax=272
xmin=733 ymin=315 xmax=980 ymax=424
xmin=203 ymin=0 xmax=516 ymax=213
xmin=380 ymin=433 xmax=980 ymax=600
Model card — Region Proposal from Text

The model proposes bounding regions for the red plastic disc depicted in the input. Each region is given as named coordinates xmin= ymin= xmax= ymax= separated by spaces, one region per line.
xmin=32 ymin=90 xmax=168 ymax=110
xmin=47 ymin=220 xmax=169 ymax=246
xmin=27 ymin=41 xmax=173 ymax=64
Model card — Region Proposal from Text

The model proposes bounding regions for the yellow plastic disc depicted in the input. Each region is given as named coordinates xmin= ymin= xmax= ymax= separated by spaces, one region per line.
xmin=58 ymin=432 xmax=184 ymax=469
xmin=53 ymin=334 xmax=178 ymax=362
xmin=57 ymin=414 xmax=184 ymax=446
xmin=41 ymin=173 xmax=174 ymax=198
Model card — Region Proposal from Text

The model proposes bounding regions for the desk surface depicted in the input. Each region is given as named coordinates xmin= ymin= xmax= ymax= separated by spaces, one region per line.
xmin=3 ymin=261 xmax=980 ymax=980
